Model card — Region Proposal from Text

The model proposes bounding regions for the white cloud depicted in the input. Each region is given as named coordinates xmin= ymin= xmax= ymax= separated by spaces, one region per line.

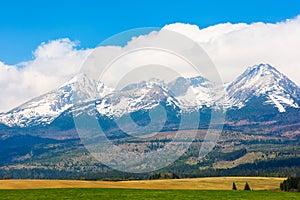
xmin=0 ymin=39 xmax=92 ymax=112
xmin=164 ymin=15 xmax=300 ymax=85
xmin=86 ymin=16 xmax=300 ymax=89
xmin=1 ymin=16 xmax=300 ymax=112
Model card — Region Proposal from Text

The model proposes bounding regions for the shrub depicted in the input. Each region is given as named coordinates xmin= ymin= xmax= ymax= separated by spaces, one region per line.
xmin=280 ymin=177 xmax=300 ymax=192
xmin=244 ymin=182 xmax=251 ymax=190
xmin=232 ymin=182 xmax=237 ymax=190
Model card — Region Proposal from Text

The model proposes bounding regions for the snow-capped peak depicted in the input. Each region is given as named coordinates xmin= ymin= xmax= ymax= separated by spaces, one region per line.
xmin=226 ymin=64 xmax=300 ymax=112
xmin=96 ymin=75 xmax=220 ymax=118
xmin=0 ymin=73 xmax=113 ymax=127
xmin=0 ymin=63 xmax=299 ymax=128
xmin=96 ymin=82 xmax=173 ymax=118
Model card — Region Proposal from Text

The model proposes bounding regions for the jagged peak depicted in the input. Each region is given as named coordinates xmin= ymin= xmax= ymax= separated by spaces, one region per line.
xmin=246 ymin=63 xmax=275 ymax=71
xmin=60 ymin=73 xmax=97 ymax=88
xmin=242 ymin=63 xmax=280 ymax=78
xmin=227 ymin=63 xmax=300 ymax=112
xmin=228 ymin=64 xmax=284 ymax=90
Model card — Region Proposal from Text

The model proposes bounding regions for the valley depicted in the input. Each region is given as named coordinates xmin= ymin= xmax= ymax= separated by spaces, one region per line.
xmin=0 ymin=127 xmax=299 ymax=179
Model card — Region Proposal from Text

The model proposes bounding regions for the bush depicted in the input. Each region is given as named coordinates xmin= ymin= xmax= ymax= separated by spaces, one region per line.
xmin=149 ymin=172 xmax=180 ymax=180
xmin=244 ymin=182 xmax=251 ymax=190
xmin=232 ymin=182 xmax=237 ymax=190
xmin=280 ymin=177 xmax=300 ymax=192
xmin=3 ymin=175 xmax=11 ymax=180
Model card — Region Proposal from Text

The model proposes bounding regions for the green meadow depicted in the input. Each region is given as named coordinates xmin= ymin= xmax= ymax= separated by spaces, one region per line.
xmin=1 ymin=188 xmax=299 ymax=200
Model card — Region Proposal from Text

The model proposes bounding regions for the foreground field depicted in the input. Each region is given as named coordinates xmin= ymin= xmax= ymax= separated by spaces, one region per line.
xmin=0 ymin=177 xmax=284 ymax=190
xmin=1 ymin=188 xmax=300 ymax=200
xmin=1 ymin=177 xmax=298 ymax=200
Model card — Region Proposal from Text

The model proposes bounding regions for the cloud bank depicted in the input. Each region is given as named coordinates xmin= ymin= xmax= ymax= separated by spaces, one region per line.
xmin=0 ymin=15 xmax=300 ymax=112
xmin=0 ymin=39 xmax=92 ymax=112
xmin=164 ymin=15 xmax=300 ymax=85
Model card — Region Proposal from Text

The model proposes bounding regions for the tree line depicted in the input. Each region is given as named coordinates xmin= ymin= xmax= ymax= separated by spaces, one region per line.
xmin=280 ymin=177 xmax=300 ymax=192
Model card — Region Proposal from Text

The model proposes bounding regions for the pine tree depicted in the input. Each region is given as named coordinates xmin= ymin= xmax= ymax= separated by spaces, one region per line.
xmin=280 ymin=182 xmax=284 ymax=191
xmin=232 ymin=182 xmax=237 ymax=190
xmin=244 ymin=182 xmax=251 ymax=190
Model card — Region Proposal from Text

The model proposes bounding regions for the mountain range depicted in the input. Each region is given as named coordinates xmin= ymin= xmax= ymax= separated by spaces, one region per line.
xmin=0 ymin=63 xmax=299 ymax=132
xmin=0 ymin=63 xmax=299 ymax=179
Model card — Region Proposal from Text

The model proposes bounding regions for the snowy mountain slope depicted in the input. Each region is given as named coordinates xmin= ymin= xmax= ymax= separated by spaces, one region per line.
xmin=96 ymin=80 xmax=179 ymax=118
xmin=226 ymin=64 xmax=300 ymax=112
xmin=0 ymin=63 xmax=299 ymax=128
xmin=168 ymin=76 xmax=223 ymax=111
xmin=96 ymin=76 xmax=221 ymax=118
xmin=0 ymin=74 xmax=112 ymax=127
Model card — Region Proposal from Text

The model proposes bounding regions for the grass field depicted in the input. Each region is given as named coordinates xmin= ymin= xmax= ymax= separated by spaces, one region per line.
xmin=0 ymin=188 xmax=300 ymax=200
xmin=1 ymin=177 xmax=298 ymax=200
xmin=0 ymin=177 xmax=285 ymax=190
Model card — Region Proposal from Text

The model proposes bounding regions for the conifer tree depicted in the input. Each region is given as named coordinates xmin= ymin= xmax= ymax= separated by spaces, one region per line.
xmin=244 ymin=182 xmax=251 ymax=190
xmin=232 ymin=182 xmax=237 ymax=190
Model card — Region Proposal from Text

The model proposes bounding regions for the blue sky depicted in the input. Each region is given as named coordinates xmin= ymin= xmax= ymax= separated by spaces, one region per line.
xmin=1 ymin=0 xmax=300 ymax=64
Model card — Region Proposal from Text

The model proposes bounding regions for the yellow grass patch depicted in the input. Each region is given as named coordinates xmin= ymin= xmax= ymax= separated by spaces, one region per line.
xmin=0 ymin=177 xmax=284 ymax=190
